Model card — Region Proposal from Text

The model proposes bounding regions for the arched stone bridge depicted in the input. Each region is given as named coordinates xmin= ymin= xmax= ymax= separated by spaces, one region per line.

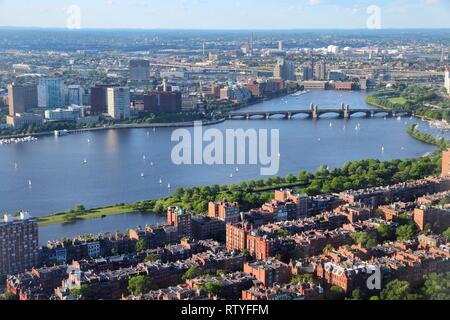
xmin=227 ymin=103 xmax=413 ymax=120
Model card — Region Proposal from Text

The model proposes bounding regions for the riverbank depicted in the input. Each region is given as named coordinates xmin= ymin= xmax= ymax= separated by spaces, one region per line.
xmin=407 ymin=124 xmax=450 ymax=149
xmin=37 ymin=204 xmax=137 ymax=227
xmin=0 ymin=118 xmax=226 ymax=140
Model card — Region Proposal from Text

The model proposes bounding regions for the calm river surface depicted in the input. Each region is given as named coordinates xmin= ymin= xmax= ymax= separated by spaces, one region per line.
xmin=0 ymin=90 xmax=447 ymax=244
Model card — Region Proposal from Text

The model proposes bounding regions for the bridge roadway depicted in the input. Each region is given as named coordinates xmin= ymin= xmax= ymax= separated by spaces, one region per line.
xmin=227 ymin=104 xmax=413 ymax=120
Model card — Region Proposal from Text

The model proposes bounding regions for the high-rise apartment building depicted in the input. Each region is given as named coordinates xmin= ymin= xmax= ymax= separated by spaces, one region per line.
xmin=38 ymin=77 xmax=64 ymax=109
xmin=314 ymin=61 xmax=327 ymax=81
xmin=7 ymin=84 xmax=38 ymax=116
xmin=67 ymin=85 xmax=83 ymax=106
xmin=107 ymin=87 xmax=130 ymax=120
xmin=0 ymin=212 xmax=39 ymax=278
xmin=442 ymin=148 xmax=450 ymax=177
xmin=273 ymin=59 xmax=296 ymax=81
xmin=167 ymin=206 xmax=192 ymax=240
xmin=129 ymin=59 xmax=150 ymax=83
xmin=445 ymin=68 xmax=450 ymax=95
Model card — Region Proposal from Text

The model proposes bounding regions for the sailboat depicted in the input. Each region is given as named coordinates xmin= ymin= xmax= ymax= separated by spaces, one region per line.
xmin=381 ymin=146 xmax=385 ymax=153
xmin=14 ymin=162 xmax=18 ymax=169
xmin=28 ymin=180 xmax=32 ymax=187
xmin=230 ymin=173 xmax=233 ymax=178
xmin=159 ymin=178 xmax=163 ymax=184
xmin=141 ymin=172 xmax=145 ymax=178
xmin=167 ymin=183 xmax=171 ymax=189
xmin=236 ymin=167 xmax=239 ymax=172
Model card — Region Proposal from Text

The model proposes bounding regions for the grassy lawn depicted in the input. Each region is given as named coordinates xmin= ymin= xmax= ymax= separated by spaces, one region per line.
xmin=388 ymin=97 xmax=409 ymax=105
xmin=37 ymin=205 xmax=136 ymax=227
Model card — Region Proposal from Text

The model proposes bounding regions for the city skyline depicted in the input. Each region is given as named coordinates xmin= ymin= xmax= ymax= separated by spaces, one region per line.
xmin=0 ymin=0 xmax=449 ymax=30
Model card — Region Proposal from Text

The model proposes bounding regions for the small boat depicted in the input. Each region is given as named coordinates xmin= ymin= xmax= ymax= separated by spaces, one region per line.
xmin=236 ymin=167 xmax=239 ymax=172
xmin=159 ymin=178 xmax=163 ymax=184
xmin=167 ymin=183 xmax=171 ymax=189
xmin=329 ymin=122 xmax=333 ymax=128
xmin=317 ymin=138 xmax=321 ymax=142
xmin=150 ymin=162 xmax=154 ymax=166
xmin=14 ymin=162 xmax=18 ymax=169
xmin=153 ymin=128 xmax=156 ymax=132
xmin=28 ymin=180 xmax=32 ymax=187
xmin=83 ymin=159 xmax=88 ymax=164
xmin=381 ymin=146 xmax=385 ymax=153
xmin=143 ymin=155 xmax=146 ymax=161
xmin=141 ymin=173 xmax=145 ymax=178
xmin=229 ymin=173 xmax=233 ymax=178
xmin=87 ymin=139 xmax=91 ymax=143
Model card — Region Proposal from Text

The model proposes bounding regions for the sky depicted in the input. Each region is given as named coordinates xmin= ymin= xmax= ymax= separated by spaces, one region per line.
xmin=0 ymin=0 xmax=449 ymax=30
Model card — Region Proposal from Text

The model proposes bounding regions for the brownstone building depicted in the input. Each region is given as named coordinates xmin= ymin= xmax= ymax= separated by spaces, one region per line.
xmin=243 ymin=259 xmax=292 ymax=287
xmin=208 ymin=201 xmax=240 ymax=224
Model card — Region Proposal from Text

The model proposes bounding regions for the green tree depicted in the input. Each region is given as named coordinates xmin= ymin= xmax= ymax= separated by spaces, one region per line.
xmin=442 ymin=228 xmax=450 ymax=241
xmin=350 ymin=289 xmax=364 ymax=300
xmin=128 ymin=276 xmax=156 ymax=295
xmin=396 ymin=225 xmax=416 ymax=241
xmin=203 ymin=281 xmax=225 ymax=297
xmin=323 ymin=244 xmax=334 ymax=254
xmin=422 ymin=273 xmax=450 ymax=300
xmin=144 ymin=253 xmax=161 ymax=263
xmin=380 ymin=280 xmax=411 ymax=300
xmin=326 ymin=286 xmax=346 ymax=300
xmin=69 ymin=285 xmax=92 ymax=300
xmin=377 ymin=224 xmax=395 ymax=243
xmin=182 ymin=265 xmax=203 ymax=282
xmin=135 ymin=239 xmax=147 ymax=252
xmin=291 ymin=274 xmax=315 ymax=285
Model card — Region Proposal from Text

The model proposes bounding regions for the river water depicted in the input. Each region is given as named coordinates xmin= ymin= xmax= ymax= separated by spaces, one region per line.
xmin=0 ymin=90 xmax=447 ymax=244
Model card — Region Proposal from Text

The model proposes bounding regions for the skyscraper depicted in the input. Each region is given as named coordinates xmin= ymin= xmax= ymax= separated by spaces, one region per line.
xmin=0 ymin=212 xmax=39 ymax=278
xmin=129 ymin=59 xmax=150 ymax=83
xmin=38 ymin=77 xmax=64 ymax=109
xmin=90 ymin=84 xmax=119 ymax=115
xmin=7 ymin=84 xmax=38 ymax=116
xmin=107 ymin=87 xmax=130 ymax=120
xmin=445 ymin=68 xmax=450 ymax=96
xmin=314 ymin=61 xmax=327 ymax=81
xmin=274 ymin=59 xmax=296 ymax=81
xmin=67 ymin=85 xmax=83 ymax=106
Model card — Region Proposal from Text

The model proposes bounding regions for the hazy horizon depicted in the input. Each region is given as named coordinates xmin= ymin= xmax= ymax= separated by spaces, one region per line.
xmin=0 ymin=0 xmax=449 ymax=30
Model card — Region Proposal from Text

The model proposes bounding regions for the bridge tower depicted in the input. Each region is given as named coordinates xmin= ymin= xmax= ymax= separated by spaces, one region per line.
xmin=341 ymin=103 xmax=350 ymax=119
xmin=312 ymin=104 xmax=319 ymax=119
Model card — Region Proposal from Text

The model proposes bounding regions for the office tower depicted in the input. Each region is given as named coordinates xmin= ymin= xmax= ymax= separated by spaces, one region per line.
xmin=445 ymin=68 xmax=450 ymax=95
xmin=208 ymin=201 xmax=240 ymax=224
xmin=143 ymin=91 xmax=182 ymax=114
xmin=7 ymin=84 xmax=38 ymax=116
xmin=278 ymin=41 xmax=284 ymax=51
xmin=274 ymin=59 xmax=296 ymax=81
xmin=107 ymin=87 xmax=130 ymax=120
xmin=442 ymin=148 xmax=450 ymax=177
xmin=314 ymin=61 xmax=327 ymax=80
xmin=38 ymin=77 xmax=64 ymax=109
xmin=129 ymin=59 xmax=150 ymax=83
xmin=90 ymin=84 xmax=118 ymax=115
xmin=167 ymin=206 xmax=192 ymax=240
xmin=0 ymin=212 xmax=39 ymax=278
xmin=67 ymin=85 xmax=83 ymax=106
xmin=302 ymin=62 xmax=314 ymax=81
